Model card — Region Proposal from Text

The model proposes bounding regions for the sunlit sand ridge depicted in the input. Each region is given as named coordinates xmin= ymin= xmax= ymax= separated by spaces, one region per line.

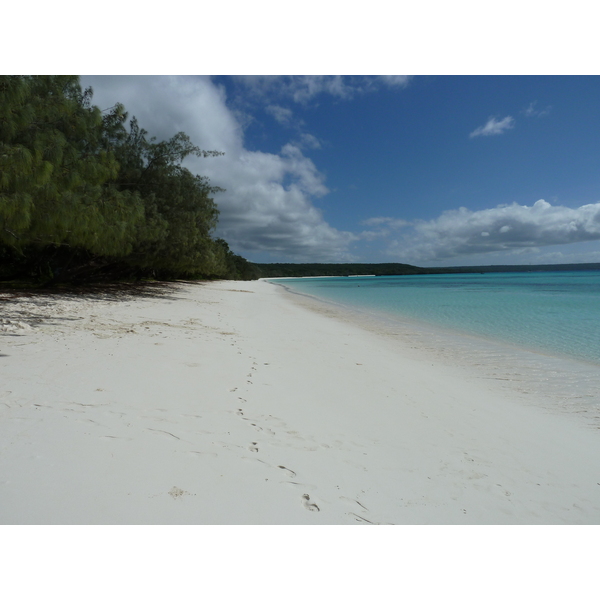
xmin=1 ymin=280 xmax=599 ymax=524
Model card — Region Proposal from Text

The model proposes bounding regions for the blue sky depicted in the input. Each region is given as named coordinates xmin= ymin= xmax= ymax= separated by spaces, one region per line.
xmin=80 ymin=75 xmax=600 ymax=267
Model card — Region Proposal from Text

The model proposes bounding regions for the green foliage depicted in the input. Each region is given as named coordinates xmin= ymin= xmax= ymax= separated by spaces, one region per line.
xmin=108 ymin=117 xmax=224 ymax=275
xmin=212 ymin=239 xmax=263 ymax=280
xmin=0 ymin=75 xmax=256 ymax=284
xmin=0 ymin=76 xmax=145 ymax=259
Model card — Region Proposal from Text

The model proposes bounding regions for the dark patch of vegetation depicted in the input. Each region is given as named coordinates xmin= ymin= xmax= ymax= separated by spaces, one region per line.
xmin=411 ymin=263 xmax=600 ymax=275
xmin=0 ymin=76 xmax=256 ymax=286
xmin=252 ymin=263 xmax=423 ymax=278
xmin=252 ymin=262 xmax=600 ymax=278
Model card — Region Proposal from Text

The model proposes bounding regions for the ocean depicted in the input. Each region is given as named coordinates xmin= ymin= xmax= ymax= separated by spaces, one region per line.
xmin=271 ymin=271 xmax=600 ymax=418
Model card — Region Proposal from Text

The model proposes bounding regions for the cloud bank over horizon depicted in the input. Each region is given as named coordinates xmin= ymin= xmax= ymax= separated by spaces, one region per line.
xmin=377 ymin=200 xmax=600 ymax=264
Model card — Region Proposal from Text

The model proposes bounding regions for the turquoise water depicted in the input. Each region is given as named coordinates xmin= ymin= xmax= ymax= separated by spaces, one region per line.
xmin=274 ymin=271 xmax=600 ymax=365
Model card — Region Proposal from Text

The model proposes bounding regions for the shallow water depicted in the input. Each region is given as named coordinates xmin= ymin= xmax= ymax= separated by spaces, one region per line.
xmin=272 ymin=272 xmax=600 ymax=421
xmin=274 ymin=272 xmax=600 ymax=364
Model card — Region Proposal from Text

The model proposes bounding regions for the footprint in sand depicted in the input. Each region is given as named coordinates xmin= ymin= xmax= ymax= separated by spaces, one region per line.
xmin=278 ymin=465 xmax=296 ymax=478
xmin=301 ymin=494 xmax=320 ymax=512
xmin=248 ymin=442 xmax=259 ymax=453
xmin=341 ymin=496 xmax=369 ymax=512
xmin=348 ymin=512 xmax=375 ymax=524
xmin=250 ymin=423 xmax=276 ymax=437
xmin=147 ymin=428 xmax=181 ymax=440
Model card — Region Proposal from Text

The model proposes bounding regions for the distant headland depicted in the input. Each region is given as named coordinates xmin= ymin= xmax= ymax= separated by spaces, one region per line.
xmin=253 ymin=262 xmax=600 ymax=278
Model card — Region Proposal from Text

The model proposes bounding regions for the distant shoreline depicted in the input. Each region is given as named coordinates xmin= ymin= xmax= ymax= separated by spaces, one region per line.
xmin=253 ymin=261 xmax=600 ymax=278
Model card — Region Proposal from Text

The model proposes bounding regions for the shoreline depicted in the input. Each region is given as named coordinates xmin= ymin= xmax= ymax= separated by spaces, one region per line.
xmin=270 ymin=278 xmax=600 ymax=424
xmin=268 ymin=272 xmax=600 ymax=367
xmin=1 ymin=280 xmax=600 ymax=524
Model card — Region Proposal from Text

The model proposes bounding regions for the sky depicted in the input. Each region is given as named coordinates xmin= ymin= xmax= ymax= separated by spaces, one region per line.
xmin=79 ymin=75 xmax=600 ymax=267
xmin=8 ymin=1 xmax=597 ymax=269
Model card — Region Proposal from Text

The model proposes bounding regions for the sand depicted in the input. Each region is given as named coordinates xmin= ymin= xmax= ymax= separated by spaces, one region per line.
xmin=1 ymin=279 xmax=599 ymax=524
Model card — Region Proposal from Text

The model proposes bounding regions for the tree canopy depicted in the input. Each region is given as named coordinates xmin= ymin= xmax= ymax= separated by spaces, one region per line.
xmin=0 ymin=75 xmax=257 ymax=284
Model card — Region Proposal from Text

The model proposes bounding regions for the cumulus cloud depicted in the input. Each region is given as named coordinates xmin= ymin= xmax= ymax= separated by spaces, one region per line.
xmin=469 ymin=116 xmax=515 ymax=138
xmin=81 ymin=75 xmax=355 ymax=262
xmin=385 ymin=200 xmax=600 ymax=263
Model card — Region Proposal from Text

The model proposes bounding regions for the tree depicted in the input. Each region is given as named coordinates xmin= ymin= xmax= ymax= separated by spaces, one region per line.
xmin=107 ymin=117 xmax=227 ymax=277
xmin=1 ymin=75 xmax=257 ymax=284
xmin=0 ymin=76 xmax=146 ymax=277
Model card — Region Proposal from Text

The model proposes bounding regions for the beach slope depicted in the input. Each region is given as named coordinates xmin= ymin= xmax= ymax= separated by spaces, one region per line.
xmin=1 ymin=280 xmax=599 ymax=524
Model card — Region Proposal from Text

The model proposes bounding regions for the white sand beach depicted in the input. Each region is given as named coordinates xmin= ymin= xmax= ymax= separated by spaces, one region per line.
xmin=1 ymin=279 xmax=600 ymax=525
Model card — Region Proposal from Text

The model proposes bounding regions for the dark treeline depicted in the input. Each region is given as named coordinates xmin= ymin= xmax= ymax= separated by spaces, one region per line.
xmin=253 ymin=263 xmax=424 ymax=278
xmin=418 ymin=263 xmax=600 ymax=274
xmin=253 ymin=262 xmax=600 ymax=278
xmin=0 ymin=75 xmax=258 ymax=285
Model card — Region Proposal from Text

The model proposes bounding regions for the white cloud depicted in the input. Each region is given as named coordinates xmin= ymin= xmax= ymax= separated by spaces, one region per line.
xmin=81 ymin=75 xmax=355 ymax=262
xmin=522 ymin=101 xmax=551 ymax=118
xmin=358 ymin=217 xmax=410 ymax=241
xmin=359 ymin=230 xmax=389 ymax=241
xmin=264 ymin=107 xmax=322 ymax=149
xmin=384 ymin=199 xmax=600 ymax=264
xmin=235 ymin=75 xmax=411 ymax=105
xmin=265 ymin=104 xmax=293 ymax=125
xmin=469 ymin=115 xmax=515 ymax=138
xmin=377 ymin=75 xmax=411 ymax=87
xmin=297 ymin=133 xmax=321 ymax=150
xmin=361 ymin=217 xmax=409 ymax=228
xmin=522 ymin=102 xmax=536 ymax=117
xmin=533 ymin=249 xmax=600 ymax=264
xmin=296 ymin=76 xmax=349 ymax=102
